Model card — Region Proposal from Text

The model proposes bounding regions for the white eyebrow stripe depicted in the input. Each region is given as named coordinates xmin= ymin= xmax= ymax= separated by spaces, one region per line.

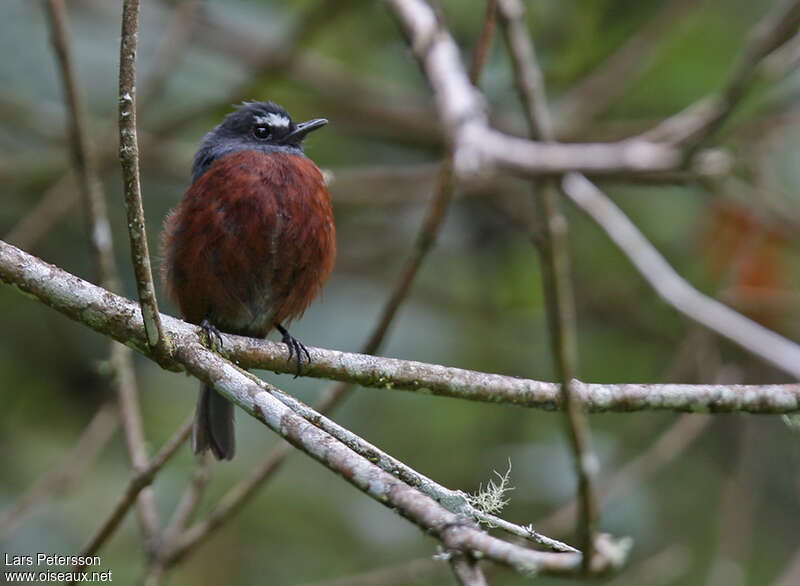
xmin=254 ymin=113 xmax=290 ymax=127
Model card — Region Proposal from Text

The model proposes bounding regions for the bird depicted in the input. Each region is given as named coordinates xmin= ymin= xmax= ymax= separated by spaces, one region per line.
xmin=161 ymin=101 xmax=336 ymax=460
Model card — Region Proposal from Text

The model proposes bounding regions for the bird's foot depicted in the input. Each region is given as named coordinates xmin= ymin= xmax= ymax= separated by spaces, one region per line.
xmin=276 ymin=324 xmax=310 ymax=378
xmin=200 ymin=318 xmax=224 ymax=351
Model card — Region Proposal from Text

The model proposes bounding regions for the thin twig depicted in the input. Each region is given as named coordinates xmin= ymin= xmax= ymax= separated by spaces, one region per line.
xmin=148 ymin=453 xmax=211 ymax=577
xmin=118 ymin=0 xmax=171 ymax=362
xmin=165 ymin=441 xmax=291 ymax=564
xmin=162 ymin=453 xmax=211 ymax=547
xmin=299 ymin=412 xmax=709 ymax=586
xmin=144 ymin=450 xmax=208 ymax=586
xmin=68 ymin=415 xmax=193 ymax=580
xmin=469 ymin=0 xmax=498 ymax=86
xmin=497 ymin=0 xmax=599 ymax=568
xmin=111 ymin=343 xmax=163 ymax=545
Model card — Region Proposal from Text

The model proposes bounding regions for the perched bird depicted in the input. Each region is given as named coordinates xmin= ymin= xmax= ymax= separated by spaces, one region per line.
xmin=161 ymin=101 xmax=336 ymax=460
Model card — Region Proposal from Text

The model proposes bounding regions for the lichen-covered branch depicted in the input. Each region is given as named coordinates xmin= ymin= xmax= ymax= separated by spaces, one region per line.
xmin=169 ymin=339 xmax=599 ymax=576
xmin=2 ymin=241 xmax=798 ymax=415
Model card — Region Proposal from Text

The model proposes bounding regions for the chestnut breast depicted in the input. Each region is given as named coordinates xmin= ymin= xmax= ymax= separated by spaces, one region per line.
xmin=161 ymin=150 xmax=336 ymax=337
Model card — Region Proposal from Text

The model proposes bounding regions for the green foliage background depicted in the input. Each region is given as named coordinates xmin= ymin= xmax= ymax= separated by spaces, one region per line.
xmin=1 ymin=0 xmax=799 ymax=584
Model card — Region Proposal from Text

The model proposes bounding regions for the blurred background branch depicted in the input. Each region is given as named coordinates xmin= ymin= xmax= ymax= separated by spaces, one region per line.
xmin=496 ymin=0 xmax=598 ymax=569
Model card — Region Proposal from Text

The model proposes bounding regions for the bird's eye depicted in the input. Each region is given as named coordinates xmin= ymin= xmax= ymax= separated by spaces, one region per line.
xmin=253 ymin=125 xmax=271 ymax=140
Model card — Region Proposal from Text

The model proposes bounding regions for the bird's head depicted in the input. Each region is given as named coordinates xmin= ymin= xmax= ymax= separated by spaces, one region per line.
xmin=192 ymin=101 xmax=327 ymax=181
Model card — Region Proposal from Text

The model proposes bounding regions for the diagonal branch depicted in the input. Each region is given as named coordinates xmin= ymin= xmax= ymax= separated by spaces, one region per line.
xmin=166 ymin=340 xmax=604 ymax=576
xmin=221 ymin=378 xmax=576 ymax=553
xmin=497 ymin=0 xmax=800 ymax=386
xmin=561 ymin=173 xmax=800 ymax=380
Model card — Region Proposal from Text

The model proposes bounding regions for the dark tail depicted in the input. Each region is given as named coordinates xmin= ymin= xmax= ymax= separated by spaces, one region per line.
xmin=193 ymin=383 xmax=235 ymax=460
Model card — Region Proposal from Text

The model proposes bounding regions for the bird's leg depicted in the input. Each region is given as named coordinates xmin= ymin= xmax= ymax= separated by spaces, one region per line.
xmin=275 ymin=323 xmax=311 ymax=377
xmin=200 ymin=317 xmax=224 ymax=351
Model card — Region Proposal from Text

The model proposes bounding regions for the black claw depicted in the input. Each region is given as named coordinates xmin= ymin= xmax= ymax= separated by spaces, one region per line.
xmin=200 ymin=318 xmax=224 ymax=351
xmin=276 ymin=324 xmax=310 ymax=378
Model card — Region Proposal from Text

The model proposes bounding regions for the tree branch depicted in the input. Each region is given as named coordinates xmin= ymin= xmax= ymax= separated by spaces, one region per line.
xmin=2 ymin=241 xmax=798 ymax=416
xmin=0 ymin=238 xmax=603 ymax=577
xmin=118 ymin=0 xmax=171 ymax=362
xmin=382 ymin=0 xmax=681 ymax=179
xmin=497 ymin=0 xmax=600 ymax=567
xmin=44 ymin=0 xmax=117 ymax=289
xmin=217 ymin=380 xmax=577 ymax=553
xmin=168 ymin=343 xmax=601 ymax=576
xmin=561 ymin=173 xmax=800 ymax=380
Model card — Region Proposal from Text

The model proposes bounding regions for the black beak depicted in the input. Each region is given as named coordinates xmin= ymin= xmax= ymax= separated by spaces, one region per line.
xmin=285 ymin=118 xmax=328 ymax=143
